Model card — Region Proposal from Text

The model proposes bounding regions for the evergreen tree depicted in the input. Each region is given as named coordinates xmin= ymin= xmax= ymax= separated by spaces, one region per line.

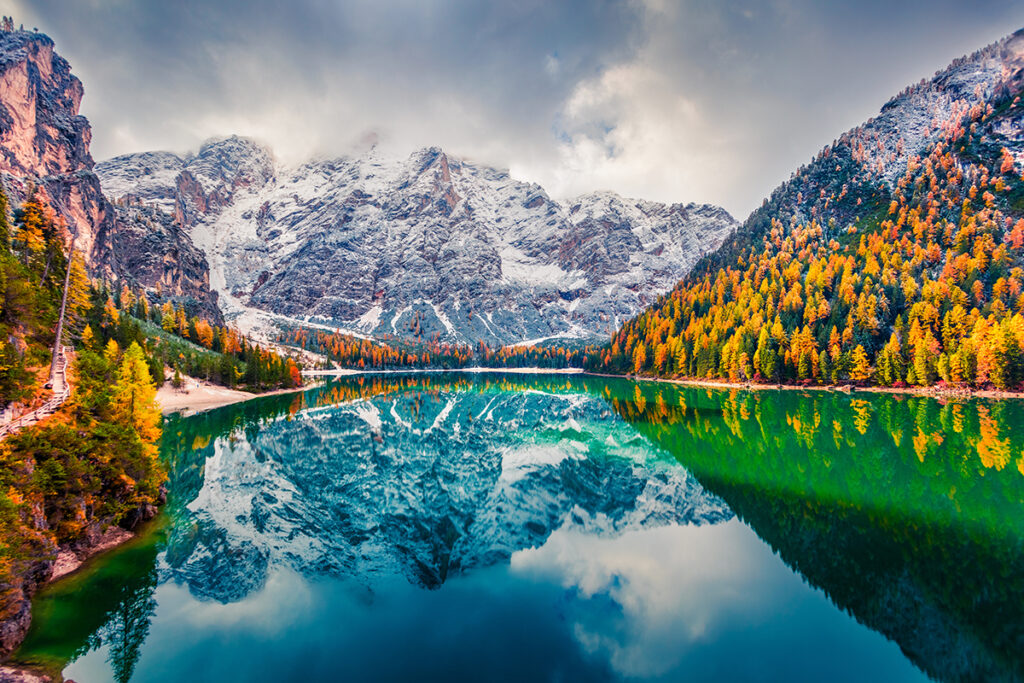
xmin=111 ymin=342 xmax=161 ymax=455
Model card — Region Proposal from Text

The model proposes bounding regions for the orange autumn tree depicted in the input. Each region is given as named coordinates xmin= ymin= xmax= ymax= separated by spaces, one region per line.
xmin=589 ymin=73 xmax=1024 ymax=390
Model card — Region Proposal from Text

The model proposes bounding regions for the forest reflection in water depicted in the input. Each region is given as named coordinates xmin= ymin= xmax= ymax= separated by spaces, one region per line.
xmin=12 ymin=374 xmax=1024 ymax=682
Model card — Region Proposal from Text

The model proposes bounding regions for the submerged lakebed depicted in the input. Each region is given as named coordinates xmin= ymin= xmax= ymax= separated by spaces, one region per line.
xmin=10 ymin=374 xmax=1024 ymax=682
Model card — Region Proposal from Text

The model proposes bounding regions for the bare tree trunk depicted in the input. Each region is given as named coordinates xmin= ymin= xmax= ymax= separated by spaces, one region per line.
xmin=41 ymin=244 xmax=53 ymax=283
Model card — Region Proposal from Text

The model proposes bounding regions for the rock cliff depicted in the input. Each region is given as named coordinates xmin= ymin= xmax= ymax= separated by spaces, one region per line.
xmin=0 ymin=29 xmax=222 ymax=321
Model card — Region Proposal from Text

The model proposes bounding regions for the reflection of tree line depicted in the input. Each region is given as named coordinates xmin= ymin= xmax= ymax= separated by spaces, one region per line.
xmin=609 ymin=384 xmax=1024 ymax=683
xmin=160 ymin=373 xmax=642 ymax=470
xmin=13 ymin=521 xmax=162 ymax=683
xmin=161 ymin=376 xmax=1024 ymax=548
xmin=24 ymin=375 xmax=1024 ymax=682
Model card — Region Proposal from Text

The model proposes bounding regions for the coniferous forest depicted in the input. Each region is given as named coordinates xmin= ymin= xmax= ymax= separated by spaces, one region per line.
xmin=589 ymin=82 xmax=1024 ymax=390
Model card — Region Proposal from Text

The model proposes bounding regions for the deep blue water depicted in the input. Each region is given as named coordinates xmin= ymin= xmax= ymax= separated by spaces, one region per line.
xmin=16 ymin=374 xmax=1024 ymax=682
xmin=62 ymin=521 xmax=924 ymax=683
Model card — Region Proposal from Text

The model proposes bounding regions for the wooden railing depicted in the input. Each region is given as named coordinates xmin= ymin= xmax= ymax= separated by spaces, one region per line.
xmin=0 ymin=345 xmax=72 ymax=441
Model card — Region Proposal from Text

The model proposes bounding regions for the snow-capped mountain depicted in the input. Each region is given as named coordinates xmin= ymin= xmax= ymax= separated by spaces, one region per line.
xmin=98 ymin=141 xmax=737 ymax=345
xmin=845 ymin=29 xmax=1024 ymax=187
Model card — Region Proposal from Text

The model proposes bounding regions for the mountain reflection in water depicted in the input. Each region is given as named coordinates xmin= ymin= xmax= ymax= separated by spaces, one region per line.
xmin=13 ymin=374 xmax=1024 ymax=683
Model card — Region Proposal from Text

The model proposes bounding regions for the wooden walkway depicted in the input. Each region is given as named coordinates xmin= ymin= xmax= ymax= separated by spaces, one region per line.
xmin=0 ymin=345 xmax=72 ymax=441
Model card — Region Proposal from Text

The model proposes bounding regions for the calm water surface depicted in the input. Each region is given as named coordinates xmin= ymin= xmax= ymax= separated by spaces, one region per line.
xmin=12 ymin=375 xmax=1024 ymax=682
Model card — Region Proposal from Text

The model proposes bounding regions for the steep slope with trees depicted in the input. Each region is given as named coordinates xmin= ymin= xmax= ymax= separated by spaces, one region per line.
xmin=0 ymin=25 xmax=222 ymax=322
xmin=593 ymin=29 xmax=1024 ymax=391
xmin=0 ymin=24 xmax=306 ymax=656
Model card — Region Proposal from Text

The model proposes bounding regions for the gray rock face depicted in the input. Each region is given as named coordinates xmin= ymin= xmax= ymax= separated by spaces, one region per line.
xmin=99 ymin=140 xmax=737 ymax=344
xmin=0 ymin=29 xmax=222 ymax=321
xmin=101 ymin=202 xmax=222 ymax=321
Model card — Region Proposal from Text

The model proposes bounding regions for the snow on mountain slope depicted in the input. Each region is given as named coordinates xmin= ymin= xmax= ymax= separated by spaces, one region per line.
xmin=98 ymin=139 xmax=737 ymax=345
xmin=849 ymin=29 xmax=1024 ymax=187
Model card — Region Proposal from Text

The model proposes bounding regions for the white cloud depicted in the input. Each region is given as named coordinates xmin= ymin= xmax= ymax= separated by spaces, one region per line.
xmin=514 ymin=61 xmax=731 ymax=207
xmin=6 ymin=0 xmax=1023 ymax=219
xmin=511 ymin=520 xmax=791 ymax=678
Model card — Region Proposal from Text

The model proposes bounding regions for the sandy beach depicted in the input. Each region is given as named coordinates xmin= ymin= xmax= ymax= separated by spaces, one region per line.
xmin=157 ymin=376 xmax=308 ymax=416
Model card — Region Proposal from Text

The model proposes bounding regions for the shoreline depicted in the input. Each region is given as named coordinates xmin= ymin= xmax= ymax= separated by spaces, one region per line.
xmin=299 ymin=365 xmax=1023 ymax=401
xmin=303 ymin=366 xmax=585 ymax=377
xmin=156 ymin=377 xmax=312 ymax=417
xmin=583 ymin=372 xmax=1024 ymax=401
xmin=0 ymin=515 xmax=164 ymax=683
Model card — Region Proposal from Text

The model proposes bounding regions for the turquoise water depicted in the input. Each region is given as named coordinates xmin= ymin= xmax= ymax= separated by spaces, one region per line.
xmin=13 ymin=374 xmax=1024 ymax=682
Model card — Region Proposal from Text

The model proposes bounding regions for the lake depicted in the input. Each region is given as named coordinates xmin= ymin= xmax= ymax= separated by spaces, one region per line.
xmin=11 ymin=374 xmax=1024 ymax=682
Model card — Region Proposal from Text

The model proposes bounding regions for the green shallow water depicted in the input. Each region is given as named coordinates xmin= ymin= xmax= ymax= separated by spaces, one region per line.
xmin=11 ymin=374 xmax=1024 ymax=682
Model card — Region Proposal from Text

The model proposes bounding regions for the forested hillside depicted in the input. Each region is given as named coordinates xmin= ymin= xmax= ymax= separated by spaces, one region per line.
xmin=281 ymin=327 xmax=594 ymax=370
xmin=591 ymin=30 xmax=1024 ymax=390
xmin=0 ymin=182 xmax=166 ymax=655
xmin=0 ymin=182 xmax=303 ymax=656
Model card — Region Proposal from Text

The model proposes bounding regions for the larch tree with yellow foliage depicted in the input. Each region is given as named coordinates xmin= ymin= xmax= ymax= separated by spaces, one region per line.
xmin=849 ymin=345 xmax=873 ymax=383
xmin=112 ymin=341 xmax=162 ymax=457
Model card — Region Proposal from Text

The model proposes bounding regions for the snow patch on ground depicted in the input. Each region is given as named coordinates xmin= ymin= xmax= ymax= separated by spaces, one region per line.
xmin=356 ymin=305 xmax=384 ymax=331
xmin=500 ymin=246 xmax=575 ymax=287
xmin=431 ymin=301 xmax=457 ymax=337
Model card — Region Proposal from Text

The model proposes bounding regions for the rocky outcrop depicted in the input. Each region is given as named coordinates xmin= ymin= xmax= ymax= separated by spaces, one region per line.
xmin=0 ymin=553 xmax=51 ymax=659
xmin=0 ymin=29 xmax=107 ymax=261
xmin=0 ymin=499 xmax=159 ymax=661
xmin=0 ymin=28 xmax=222 ymax=322
xmin=99 ymin=140 xmax=738 ymax=344
xmin=0 ymin=665 xmax=51 ymax=682
xmin=101 ymin=201 xmax=222 ymax=321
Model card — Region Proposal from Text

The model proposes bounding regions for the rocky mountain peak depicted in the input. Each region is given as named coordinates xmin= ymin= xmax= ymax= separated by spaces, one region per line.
xmin=100 ymin=139 xmax=738 ymax=345
xmin=189 ymin=135 xmax=276 ymax=189
xmin=0 ymin=29 xmax=737 ymax=345
xmin=839 ymin=27 xmax=1024 ymax=188
xmin=0 ymin=30 xmax=91 ymax=179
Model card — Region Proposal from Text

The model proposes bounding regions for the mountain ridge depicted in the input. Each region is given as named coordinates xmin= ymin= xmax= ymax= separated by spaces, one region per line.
xmin=597 ymin=28 xmax=1024 ymax=388
xmin=688 ymin=27 xmax=1024 ymax=284
xmin=98 ymin=137 xmax=738 ymax=345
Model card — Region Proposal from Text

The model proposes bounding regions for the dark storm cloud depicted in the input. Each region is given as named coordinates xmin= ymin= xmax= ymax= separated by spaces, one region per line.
xmin=8 ymin=0 xmax=1024 ymax=218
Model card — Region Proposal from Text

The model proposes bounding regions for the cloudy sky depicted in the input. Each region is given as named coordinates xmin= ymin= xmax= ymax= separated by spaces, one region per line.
xmin=8 ymin=0 xmax=1024 ymax=219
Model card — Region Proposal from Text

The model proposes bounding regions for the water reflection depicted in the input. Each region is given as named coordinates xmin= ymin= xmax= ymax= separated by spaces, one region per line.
xmin=12 ymin=375 xmax=1024 ymax=682
xmin=162 ymin=382 xmax=730 ymax=600
xmin=14 ymin=520 xmax=164 ymax=681
xmin=57 ymin=520 xmax=926 ymax=683
xmin=513 ymin=520 xmax=923 ymax=682
xmin=610 ymin=385 xmax=1024 ymax=683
